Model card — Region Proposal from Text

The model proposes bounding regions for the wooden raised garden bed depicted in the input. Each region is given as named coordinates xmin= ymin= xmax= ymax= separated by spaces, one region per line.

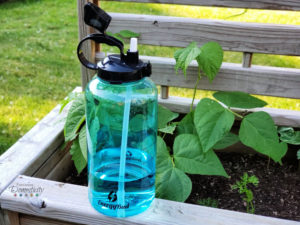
xmin=1 ymin=0 xmax=300 ymax=224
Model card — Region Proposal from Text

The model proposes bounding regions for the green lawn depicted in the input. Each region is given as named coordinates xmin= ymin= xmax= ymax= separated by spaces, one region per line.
xmin=0 ymin=0 xmax=299 ymax=154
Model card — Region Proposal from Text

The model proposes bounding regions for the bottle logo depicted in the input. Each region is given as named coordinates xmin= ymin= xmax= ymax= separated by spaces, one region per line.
xmin=108 ymin=190 xmax=117 ymax=202
xmin=126 ymin=150 xmax=132 ymax=157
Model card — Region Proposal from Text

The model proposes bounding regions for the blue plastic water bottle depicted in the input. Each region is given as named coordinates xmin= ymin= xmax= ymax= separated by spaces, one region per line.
xmin=77 ymin=3 xmax=157 ymax=218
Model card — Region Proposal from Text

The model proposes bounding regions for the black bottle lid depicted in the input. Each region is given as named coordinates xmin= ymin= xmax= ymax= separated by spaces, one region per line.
xmin=77 ymin=3 xmax=152 ymax=84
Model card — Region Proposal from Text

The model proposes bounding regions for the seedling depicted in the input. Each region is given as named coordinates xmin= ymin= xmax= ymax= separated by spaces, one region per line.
xmin=231 ymin=173 xmax=259 ymax=214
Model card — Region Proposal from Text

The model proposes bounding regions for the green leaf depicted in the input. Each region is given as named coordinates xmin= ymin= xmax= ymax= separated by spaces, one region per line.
xmin=158 ymin=104 xmax=179 ymax=129
xmin=118 ymin=30 xmax=140 ymax=38
xmin=174 ymin=41 xmax=201 ymax=76
xmin=64 ymin=94 xmax=85 ymax=142
xmin=278 ymin=126 xmax=300 ymax=145
xmin=297 ymin=150 xmax=300 ymax=160
xmin=156 ymin=136 xmax=173 ymax=173
xmin=213 ymin=132 xmax=239 ymax=150
xmin=70 ymin=139 xmax=87 ymax=174
xmin=156 ymin=167 xmax=192 ymax=202
xmin=213 ymin=91 xmax=267 ymax=109
xmin=176 ymin=111 xmax=197 ymax=135
xmin=159 ymin=123 xmax=177 ymax=134
xmin=239 ymin=112 xmax=288 ymax=163
xmin=196 ymin=42 xmax=223 ymax=82
xmin=59 ymin=92 xmax=80 ymax=113
xmin=106 ymin=31 xmax=124 ymax=43
xmin=194 ymin=98 xmax=235 ymax=152
xmin=79 ymin=124 xmax=87 ymax=161
xmin=173 ymin=134 xmax=228 ymax=177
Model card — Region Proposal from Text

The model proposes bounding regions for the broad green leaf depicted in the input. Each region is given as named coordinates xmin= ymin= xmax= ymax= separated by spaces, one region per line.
xmin=118 ymin=30 xmax=140 ymax=38
xmin=174 ymin=42 xmax=201 ymax=76
xmin=213 ymin=132 xmax=239 ymax=150
xmin=156 ymin=136 xmax=173 ymax=173
xmin=159 ymin=123 xmax=177 ymax=134
xmin=239 ymin=112 xmax=288 ymax=163
xmin=70 ymin=139 xmax=87 ymax=174
xmin=278 ymin=126 xmax=300 ymax=145
xmin=194 ymin=98 xmax=235 ymax=152
xmin=213 ymin=91 xmax=267 ymax=109
xmin=156 ymin=167 xmax=192 ymax=202
xmin=196 ymin=42 xmax=223 ymax=82
xmin=176 ymin=111 xmax=197 ymax=135
xmin=64 ymin=94 xmax=85 ymax=142
xmin=79 ymin=124 xmax=87 ymax=161
xmin=59 ymin=92 xmax=80 ymax=113
xmin=158 ymin=104 xmax=179 ymax=129
xmin=173 ymin=134 xmax=228 ymax=177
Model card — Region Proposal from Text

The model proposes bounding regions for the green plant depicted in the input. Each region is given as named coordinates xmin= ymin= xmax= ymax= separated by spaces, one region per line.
xmin=106 ymin=30 xmax=140 ymax=43
xmin=231 ymin=173 xmax=259 ymax=214
xmin=196 ymin=197 xmax=218 ymax=208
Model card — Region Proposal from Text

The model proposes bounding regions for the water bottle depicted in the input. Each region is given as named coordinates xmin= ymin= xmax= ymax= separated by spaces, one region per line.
xmin=77 ymin=3 xmax=157 ymax=218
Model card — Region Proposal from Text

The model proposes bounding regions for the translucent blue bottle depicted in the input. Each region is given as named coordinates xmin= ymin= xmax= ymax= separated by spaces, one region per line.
xmin=77 ymin=3 xmax=157 ymax=217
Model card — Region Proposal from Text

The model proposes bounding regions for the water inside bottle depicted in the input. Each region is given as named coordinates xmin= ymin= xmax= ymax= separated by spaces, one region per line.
xmin=88 ymin=148 xmax=155 ymax=217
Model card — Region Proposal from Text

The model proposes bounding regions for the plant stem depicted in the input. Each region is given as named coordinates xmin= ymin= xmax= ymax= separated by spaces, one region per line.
xmin=190 ymin=69 xmax=201 ymax=112
xmin=229 ymin=109 xmax=244 ymax=119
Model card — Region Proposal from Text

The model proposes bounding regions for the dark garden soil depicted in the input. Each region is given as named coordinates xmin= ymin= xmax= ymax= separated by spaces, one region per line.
xmin=64 ymin=152 xmax=300 ymax=221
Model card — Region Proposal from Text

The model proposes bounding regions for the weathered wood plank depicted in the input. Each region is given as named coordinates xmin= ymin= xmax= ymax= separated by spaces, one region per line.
xmin=242 ymin=52 xmax=253 ymax=68
xmin=108 ymin=13 xmax=300 ymax=56
xmin=104 ymin=0 xmax=300 ymax=11
xmin=160 ymin=86 xmax=169 ymax=99
xmin=138 ymin=55 xmax=300 ymax=99
xmin=78 ymin=0 xmax=96 ymax=89
xmin=45 ymin=152 xmax=72 ymax=182
xmin=158 ymin=96 xmax=300 ymax=127
xmin=32 ymin=146 xmax=70 ymax=181
xmin=20 ymin=214 xmax=76 ymax=225
xmin=0 ymin=105 xmax=67 ymax=195
xmin=1 ymin=176 xmax=299 ymax=225
xmin=3 ymin=210 xmax=20 ymax=225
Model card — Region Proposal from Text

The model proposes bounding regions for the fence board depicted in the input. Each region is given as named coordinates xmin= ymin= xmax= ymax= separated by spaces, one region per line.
xmin=108 ymin=13 xmax=300 ymax=56
xmin=139 ymin=55 xmax=300 ymax=99
xmin=1 ymin=176 xmax=299 ymax=225
xmin=103 ymin=0 xmax=300 ymax=11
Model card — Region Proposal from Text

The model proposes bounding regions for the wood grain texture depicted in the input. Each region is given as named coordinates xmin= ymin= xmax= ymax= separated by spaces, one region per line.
xmin=0 ymin=87 xmax=81 ymax=195
xmin=138 ymin=55 xmax=300 ymax=99
xmin=20 ymin=214 xmax=76 ymax=225
xmin=0 ymin=105 xmax=66 ymax=194
xmin=45 ymin=152 xmax=72 ymax=182
xmin=104 ymin=0 xmax=300 ymax=11
xmin=107 ymin=13 xmax=300 ymax=55
xmin=158 ymin=96 xmax=300 ymax=127
xmin=242 ymin=52 xmax=252 ymax=68
xmin=32 ymin=146 xmax=70 ymax=181
xmin=1 ymin=176 xmax=300 ymax=225
xmin=3 ymin=210 xmax=19 ymax=225
xmin=78 ymin=0 xmax=96 ymax=89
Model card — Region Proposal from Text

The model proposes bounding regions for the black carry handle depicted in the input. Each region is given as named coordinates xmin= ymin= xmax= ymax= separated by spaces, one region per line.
xmin=77 ymin=33 xmax=125 ymax=70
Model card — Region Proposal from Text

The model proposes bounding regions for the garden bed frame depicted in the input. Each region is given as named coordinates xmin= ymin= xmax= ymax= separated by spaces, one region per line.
xmin=1 ymin=0 xmax=300 ymax=224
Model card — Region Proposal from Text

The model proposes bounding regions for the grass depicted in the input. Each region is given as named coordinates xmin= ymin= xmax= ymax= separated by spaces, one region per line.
xmin=0 ymin=0 xmax=299 ymax=154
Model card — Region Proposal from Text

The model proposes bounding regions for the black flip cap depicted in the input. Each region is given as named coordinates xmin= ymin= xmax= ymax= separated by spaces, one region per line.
xmin=84 ymin=2 xmax=111 ymax=33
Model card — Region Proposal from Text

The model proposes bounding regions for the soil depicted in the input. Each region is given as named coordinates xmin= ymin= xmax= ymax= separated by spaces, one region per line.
xmin=64 ymin=152 xmax=300 ymax=221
